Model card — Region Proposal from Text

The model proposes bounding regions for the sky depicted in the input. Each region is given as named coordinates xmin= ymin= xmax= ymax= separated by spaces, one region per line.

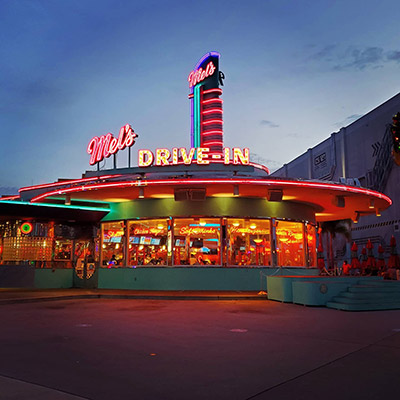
xmin=1 ymin=0 xmax=400 ymax=194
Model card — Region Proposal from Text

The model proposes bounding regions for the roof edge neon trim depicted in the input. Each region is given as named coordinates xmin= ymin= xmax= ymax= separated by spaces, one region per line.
xmin=29 ymin=178 xmax=392 ymax=205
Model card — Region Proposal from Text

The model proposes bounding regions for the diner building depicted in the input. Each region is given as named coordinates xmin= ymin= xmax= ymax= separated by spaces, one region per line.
xmin=0 ymin=53 xmax=392 ymax=290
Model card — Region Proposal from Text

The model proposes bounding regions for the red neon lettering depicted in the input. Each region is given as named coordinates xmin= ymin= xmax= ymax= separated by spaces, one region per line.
xmin=188 ymin=61 xmax=216 ymax=88
xmin=87 ymin=124 xmax=137 ymax=165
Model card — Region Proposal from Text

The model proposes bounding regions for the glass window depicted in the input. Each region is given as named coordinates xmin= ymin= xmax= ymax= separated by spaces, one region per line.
xmin=173 ymin=218 xmax=221 ymax=266
xmin=275 ymin=221 xmax=305 ymax=267
xmin=227 ymin=219 xmax=271 ymax=266
xmin=102 ymin=222 xmax=125 ymax=267
xmin=128 ymin=219 xmax=168 ymax=266
xmin=306 ymin=224 xmax=317 ymax=267
xmin=54 ymin=239 xmax=72 ymax=260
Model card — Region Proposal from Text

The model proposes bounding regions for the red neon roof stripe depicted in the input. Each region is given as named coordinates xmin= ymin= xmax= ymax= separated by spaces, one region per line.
xmin=19 ymin=175 xmax=121 ymax=192
xmin=202 ymin=98 xmax=223 ymax=104
xmin=202 ymin=119 xmax=223 ymax=125
xmin=202 ymin=109 xmax=223 ymax=114
xmin=202 ymin=130 xmax=224 ymax=135
xmin=0 ymin=195 xmax=20 ymax=201
xmin=30 ymin=177 xmax=392 ymax=205
xmin=202 ymin=88 xmax=223 ymax=95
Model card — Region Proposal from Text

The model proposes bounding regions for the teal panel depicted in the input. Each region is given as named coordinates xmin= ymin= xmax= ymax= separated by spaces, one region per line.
xmin=34 ymin=269 xmax=74 ymax=288
xmin=98 ymin=267 xmax=316 ymax=291
xmin=102 ymin=198 xmax=316 ymax=223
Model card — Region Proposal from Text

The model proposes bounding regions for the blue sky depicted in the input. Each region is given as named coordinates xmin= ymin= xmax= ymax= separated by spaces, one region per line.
xmin=1 ymin=0 xmax=399 ymax=194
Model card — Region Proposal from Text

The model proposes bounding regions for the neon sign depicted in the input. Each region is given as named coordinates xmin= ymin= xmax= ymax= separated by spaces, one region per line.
xmin=138 ymin=147 xmax=249 ymax=167
xmin=105 ymin=230 xmax=124 ymax=238
xmin=188 ymin=61 xmax=216 ymax=88
xmin=179 ymin=226 xmax=218 ymax=235
xmin=21 ymin=222 xmax=33 ymax=235
xmin=133 ymin=227 xmax=165 ymax=236
xmin=230 ymin=227 xmax=270 ymax=235
xmin=87 ymin=124 xmax=138 ymax=165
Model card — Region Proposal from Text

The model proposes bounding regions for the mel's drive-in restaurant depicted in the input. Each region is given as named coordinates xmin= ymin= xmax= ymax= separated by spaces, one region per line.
xmin=0 ymin=52 xmax=391 ymax=291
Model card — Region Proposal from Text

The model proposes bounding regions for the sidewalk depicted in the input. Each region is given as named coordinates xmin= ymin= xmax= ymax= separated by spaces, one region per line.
xmin=0 ymin=288 xmax=268 ymax=305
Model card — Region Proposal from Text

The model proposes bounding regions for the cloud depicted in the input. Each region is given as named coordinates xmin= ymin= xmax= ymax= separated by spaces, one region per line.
xmin=310 ymin=44 xmax=337 ymax=60
xmin=334 ymin=114 xmax=363 ymax=128
xmin=250 ymin=153 xmax=282 ymax=172
xmin=308 ymin=44 xmax=400 ymax=71
xmin=260 ymin=120 xmax=279 ymax=128
xmin=387 ymin=51 xmax=400 ymax=62
xmin=334 ymin=47 xmax=384 ymax=70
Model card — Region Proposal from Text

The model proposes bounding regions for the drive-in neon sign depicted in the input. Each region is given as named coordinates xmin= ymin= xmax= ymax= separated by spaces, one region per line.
xmin=138 ymin=147 xmax=249 ymax=167
xmin=87 ymin=124 xmax=138 ymax=165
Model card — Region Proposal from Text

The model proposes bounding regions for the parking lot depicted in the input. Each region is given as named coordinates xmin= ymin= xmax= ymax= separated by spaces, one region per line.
xmin=0 ymin=297 xmax=400 ymax=399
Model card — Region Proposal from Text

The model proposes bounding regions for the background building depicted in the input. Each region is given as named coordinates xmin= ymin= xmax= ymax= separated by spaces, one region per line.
xmin=273 ymin=92 xmax=400 ymax=263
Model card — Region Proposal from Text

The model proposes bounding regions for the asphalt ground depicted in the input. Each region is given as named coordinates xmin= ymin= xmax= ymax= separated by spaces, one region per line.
xmin=0 ymin=293 xmax=399 ymax=399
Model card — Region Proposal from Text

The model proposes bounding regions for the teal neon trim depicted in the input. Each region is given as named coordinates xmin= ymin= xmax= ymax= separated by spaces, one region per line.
xmin=194 ymin=84 xmax=201 ymax=148
xmin=0 ymin=200 xmax=109 ymax=212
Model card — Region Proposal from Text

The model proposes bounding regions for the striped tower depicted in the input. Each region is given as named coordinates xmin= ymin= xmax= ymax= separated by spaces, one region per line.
xmin=188 ymin=52 xmax=223 ymax=157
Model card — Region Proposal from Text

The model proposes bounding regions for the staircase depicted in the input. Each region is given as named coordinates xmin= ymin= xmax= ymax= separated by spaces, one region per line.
xmin=327 ymin=279 xmax=400 ymax=311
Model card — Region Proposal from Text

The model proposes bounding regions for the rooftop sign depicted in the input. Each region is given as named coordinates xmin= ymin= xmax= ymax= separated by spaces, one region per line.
xmin=87 ymin=124 xmax=137 ymax=165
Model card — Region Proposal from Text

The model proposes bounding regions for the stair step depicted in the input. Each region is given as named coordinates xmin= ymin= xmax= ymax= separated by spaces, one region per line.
xmin=326 ymin=301 xmax=400 ymax=311
xmin=332 ymin=296 xmax=400 ymax=304
xmin=339 ymin=291 xmax=400 ymax=300
xmin=348 ymin=286 xmax=400 ymax=294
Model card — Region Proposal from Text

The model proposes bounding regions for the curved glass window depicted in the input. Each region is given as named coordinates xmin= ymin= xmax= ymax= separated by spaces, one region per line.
xmin=275 ymin=221 xmax=305 ymax=267
xmin=173 ymin=218 xmax=221 ymax=265
xmin=227 ymin=219 xmax=271 ymax=266
xmin=128 ymin=219 xmax=168 ymax=266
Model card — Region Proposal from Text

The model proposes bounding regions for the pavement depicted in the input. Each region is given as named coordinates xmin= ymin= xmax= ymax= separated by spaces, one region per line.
xmin=0 ymin=288 xmax=267 ymax=304
xmin=0 ymin=289 xmax=399 ymax=399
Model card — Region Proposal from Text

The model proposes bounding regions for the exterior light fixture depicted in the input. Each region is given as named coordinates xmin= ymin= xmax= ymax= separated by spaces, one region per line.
xmin=376 ymin=208 xmax=381 ymax=217
xmin=139 ymin=187 xmax=144 ymax=198
xmin=353 ymin=212 xmax=360 ymax=224
xmin=65 ymin=194 xmax=71 ymax=206
xmin=369 ymin=199 xmax=375 ymax=209
xmin=233 ymin=185 xmax=239 ymax=196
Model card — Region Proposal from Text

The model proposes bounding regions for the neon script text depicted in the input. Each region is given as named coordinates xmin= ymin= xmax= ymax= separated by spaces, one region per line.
xmin=87 ymin=124 xmax=137 ymax=165
xmin=188 ymin=62 xmax=216 ymax=88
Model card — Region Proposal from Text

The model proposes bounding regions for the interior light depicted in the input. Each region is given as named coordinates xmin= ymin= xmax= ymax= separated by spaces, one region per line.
xmin=250 ymin=224 xmax=257 ymax=229
xmin=157 ymin=224 xmax=164 ymax=230
xmin=199 ymin=221 xmax=206 ymax=226
xmin=232 ymin=222 xmax=240 ymax=227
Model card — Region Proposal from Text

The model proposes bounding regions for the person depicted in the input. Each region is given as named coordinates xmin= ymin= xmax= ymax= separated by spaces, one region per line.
xmin=108 ymin=254 xmax=117 ymax=267
xmin=342 ymin=260 xmax=350 ymax=276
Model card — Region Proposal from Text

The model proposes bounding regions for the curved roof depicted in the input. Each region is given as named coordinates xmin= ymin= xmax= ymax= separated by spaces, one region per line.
xmin=9 ymin=164 xmax=391 ymax=223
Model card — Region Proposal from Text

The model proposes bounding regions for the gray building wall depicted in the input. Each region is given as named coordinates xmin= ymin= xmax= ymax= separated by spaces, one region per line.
xmin=273 ymin=92 xmax=400 ymax=255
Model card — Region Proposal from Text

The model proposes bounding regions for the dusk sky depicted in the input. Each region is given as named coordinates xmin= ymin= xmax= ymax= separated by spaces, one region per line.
xmin=1 ymin=0 xmax=399 ymax=194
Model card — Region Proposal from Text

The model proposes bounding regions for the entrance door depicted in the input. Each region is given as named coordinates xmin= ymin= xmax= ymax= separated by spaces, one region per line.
xmin=73 ymin=240 xmax=98 ymax=289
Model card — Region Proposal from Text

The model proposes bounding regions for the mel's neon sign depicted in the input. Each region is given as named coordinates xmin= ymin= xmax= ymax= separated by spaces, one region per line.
xmin=138 ymin=147 xmax=249 ymax=167
xmin=188 ymin=61 xmax=216 ymax=88
xmin=87 ymin=124 xmax=138 ymax=165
